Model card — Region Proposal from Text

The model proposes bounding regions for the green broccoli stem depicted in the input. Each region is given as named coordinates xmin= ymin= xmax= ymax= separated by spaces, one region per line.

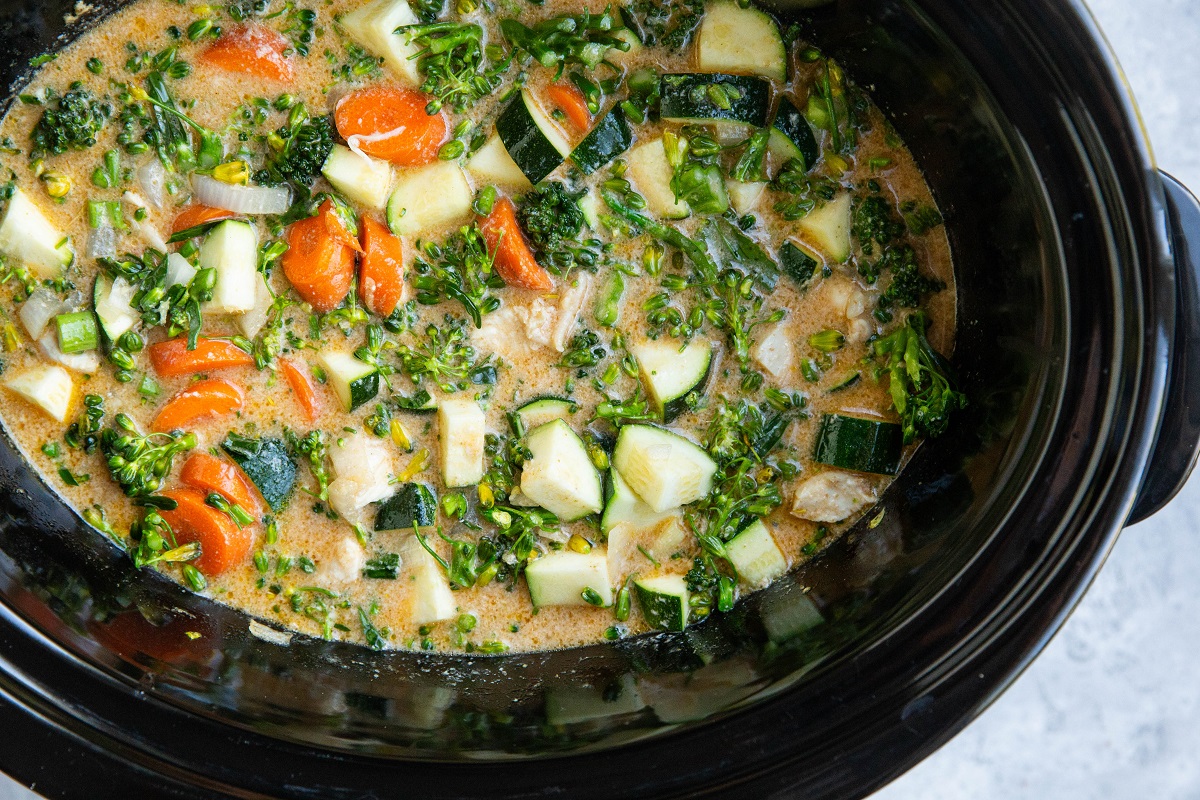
xmin=141 ymin=72 xmax=223 ymax=169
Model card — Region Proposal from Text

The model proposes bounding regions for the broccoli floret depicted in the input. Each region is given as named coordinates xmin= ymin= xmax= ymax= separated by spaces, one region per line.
xmin=851 ymin=193 xmax=906 ymax=255
xmin=30 ymin=83 xmax=110 ymax=158
xmin=517 ymin=181 xmax=598 ymax=274
xmin=872 ymin=312 xmax=967 ymax=443
xmin=255 ymin=107 xmax=334 ymax=191
xmin=877 ymin=244 xmax=945 ymax=312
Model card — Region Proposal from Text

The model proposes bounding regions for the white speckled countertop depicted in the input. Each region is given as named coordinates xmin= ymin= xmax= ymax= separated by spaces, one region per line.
xmin=2 ymin=0 xmax=1198 ymax=798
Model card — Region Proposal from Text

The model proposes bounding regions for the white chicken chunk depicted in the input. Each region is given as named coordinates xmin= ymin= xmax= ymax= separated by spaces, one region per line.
xmin=791 ymin=470 xmax=878 ymax=523
xmin=513 ymin=298 xmax=557 ymax=349
xmin=324 ymin=536 xmax=368 ymax=583
xmin=551 ymin=273 xmax=593 ymax=352
xmin=753 ymin=323 xmax=794 ymax=379
xmin=327 ymin=432 xmax=394 ymax=519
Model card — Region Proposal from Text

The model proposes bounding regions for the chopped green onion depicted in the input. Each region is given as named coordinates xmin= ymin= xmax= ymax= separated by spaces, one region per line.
xmin=55 ymin=312 xmax=99 ymax=354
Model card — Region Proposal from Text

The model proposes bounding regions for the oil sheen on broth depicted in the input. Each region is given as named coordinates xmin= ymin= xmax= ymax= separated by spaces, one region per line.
xmin=0 ymin=0 xmax=960 ymax=653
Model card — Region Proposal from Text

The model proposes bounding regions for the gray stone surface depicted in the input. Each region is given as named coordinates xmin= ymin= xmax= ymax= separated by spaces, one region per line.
xmin=0 ymin=0 xmax=1197 ymax=798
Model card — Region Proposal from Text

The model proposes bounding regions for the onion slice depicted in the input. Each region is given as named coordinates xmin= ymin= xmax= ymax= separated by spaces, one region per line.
xmin=192 ymin=174 xmax=291 ymax=216
xmin=136 ymin=160 xmax=166 ymax=209
xmin=18 ymin=288 xmax=64 ymax=340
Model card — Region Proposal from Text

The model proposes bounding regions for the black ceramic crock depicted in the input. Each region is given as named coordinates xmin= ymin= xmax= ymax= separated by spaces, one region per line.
xmin=0 ymin=0 xmax=1196 ymax=797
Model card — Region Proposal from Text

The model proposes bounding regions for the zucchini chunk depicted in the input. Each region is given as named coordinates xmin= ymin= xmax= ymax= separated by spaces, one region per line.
xmin=769 ymin=96 xmax=820 ymax=171
xmin=813 ymin=413 xmax=903 ymax=475
xmin=571 ymin=104 xmax=633 ymax=175
xmin=317 ymin=350 xmax=380 ymax=412
xmin=375 ymin=482 xmax=438 ymax=531
xmin=627 ymin=139 xmax=689 ymax=219
xmin=780 ymin=240 xmax=819 ymax=287
xmin=519 ymin=419 xmax=604 ymax=521
xmin=386 ymin=160 xmax=473 ymax=236
xmin=525 ymin=551 xmax=614 ymax=608
xmin=516 ymin=396 xmax=578 ymax=430
xmin=630 ymin=338 xmax=713 ymax=422
xmin=798 ymin=192 xmax=852 ymax=263
xmin=221 ymin=434 xmax=298 ymax=512
xmin=612 ymin=425 xmax=718 ymax=513
xmin=0 ymin=187 xmax=73 ymax=279
xmin=465 ymin=134 xmax=533 ymax=191
xmin=339 ymin=0 xmax=423 ymax=86
xmin=495 ymin=88 xmax=571 ymax=184
xmin=725 ymin=519 xmax=787 ymax=587
xmin=200 ymin=219 xmax=258 ymax=315
xmin=696 ymin=1 xmax=787 ymax=82
xmin=4 ymin=365 xmax=74 ymax=423
xmin=659 ymin=73 xmax=771 ymax=128
xmin=726 ymin=179 xmax=766 ymax=216
xmin=601 ymin=467 xmax=676 ymax=535
xmin=634 ymin=574 xmax=690 ymax=631
xmin=322 ymin=144 xmax=394 ymax=211
xmin=438 ymin=398 xmax=485 ymax=487
xmin=400 ymin=532 xmax=458 ymax=624
xmin=328 ymin=432 xmax=395 ymax=517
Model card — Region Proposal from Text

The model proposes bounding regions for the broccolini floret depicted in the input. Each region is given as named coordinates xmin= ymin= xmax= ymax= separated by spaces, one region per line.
xmin=871 ymin=312 xmax=967 ymax=443
xmin=255 ymin=105 xmax=335 ymax=191
xmin=876 ymin=244 xmax=945 ymax=314
xmin=30 ymin=83 xmax=110 ymax=158
xmin=518 ymin=181 xmax=598 ymax=274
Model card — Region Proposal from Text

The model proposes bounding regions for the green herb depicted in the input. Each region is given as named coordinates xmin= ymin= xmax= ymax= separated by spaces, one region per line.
xmin=64 ymin=394 xmax=105 ymax=454
xmin=129 ymin=71 xmax=223 ymax=169
xmin=358 ymin=605 xmax=388 ymax=650
xmin=517 ymin=181 xmax=600 ymax=276
xmin=396 ymin=315 xmax=494 ymax=393
xmin=30 ymin=82 xmax=110 ymax=159
xmin=500 ymin=7 xmax=628 ymax=73
xmin=730 ymin=127 xmax=770 ymax=183
xmin=808 ymin=329 xmax=844 ymax=353
xmin=398 ymin=22 xmax=512 ymax=114
xmin=771 ymin=159 xmax=838 ymax=221
xmin=286 ymin=429 xmax=330 ymax=502
xmin=871 ymin=312 xmax=966 ymax=443
xmin=411 ymin=225 xmax=502 ymax=327
xmin=620 ymin=0 xmax=704 ymax=49
xmin=560 ymin=328 xmax=606 ymax=370
xmin=664 ymin=126 xmax=727 ymax=214
xmin=100 ymin=414 xmax=196 ymax=497
xmin=363 ymin=552 xmax=401 ymax=579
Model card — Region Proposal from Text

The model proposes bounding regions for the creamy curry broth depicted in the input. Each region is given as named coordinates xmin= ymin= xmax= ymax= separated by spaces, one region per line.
xmin=0 ymin=0 xmax=957 ymax=652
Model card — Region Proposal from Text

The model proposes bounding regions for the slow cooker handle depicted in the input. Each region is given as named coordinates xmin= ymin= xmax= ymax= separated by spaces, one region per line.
xmin=1128 ymin=172 xmax=1200 ymax=524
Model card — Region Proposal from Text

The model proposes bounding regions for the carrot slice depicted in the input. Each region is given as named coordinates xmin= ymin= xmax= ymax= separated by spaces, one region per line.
xmin=334 ymin=86 xmax=448 ymax=166
xmin=180 ymin=452 xmax=265 ymax=520
xmin=149 ymin=337 xmax=256 ymax=377
xmin=281 ymin=201 xmax=357 ymax=312
xmin=479 ymin=197 xmax=554 ymax=291
xmin=171 ymin=204 xmax=236 ymax=235
xmin=546 ymin=83 xmax=592 ymax=133
xmin=199 ymin=23 xmax=295 ymax=82
xmin=158 ymin=488 xmax=253 ymax=576
xmin=279 ymin=357 xmax=321 ymax=423
xmin=358 ymin=215 xmax=406 ymax=316
xmin=151 ymin=379 xmax=244 ymax=433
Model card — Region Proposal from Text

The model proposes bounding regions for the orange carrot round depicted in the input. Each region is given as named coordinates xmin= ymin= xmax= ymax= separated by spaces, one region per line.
xmin=171 ymin=204 xmax=236 ymax=236
xmin=179 ymin=452 xmax=265 ymax=520
xmin=199 ymin=23 xmax=295 ymax=82
xmin=334 ymin=86 xmax=447 ymax=166
xmin=151 ymin=378 xmax=244 ymax=433
xmin=359 ymin=215 xmax=406 ymax=316
xmin=158 ymin=488 xmax=253 ymax=576
xmin=149 ymin=337 xmax=256 ymax=377
xmin=479 ymin=197 xmax=554 ymax=291
xmin=279 ymin=357 xmax=321 ymax=423
xmin=546 ymin=83 xmax=592 ymax=133
xmin=281 ymin=201 xmax=356 ymax=312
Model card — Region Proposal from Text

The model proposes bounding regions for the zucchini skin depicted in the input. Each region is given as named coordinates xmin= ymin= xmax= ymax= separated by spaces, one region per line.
xmin=813 ymin=413 xmax=902 ymax=475
xmin=659 ymin=73 xmax=771 ymax=127
xmin=780 ymin=241 xmax=818 ymax=287
xmin=375 ymin=482 xmax=438 ymax=530
xmin=772 ymin=96 xmax=819 ymax=170
xmin=496 ymin=93 xmax=565 ymax=184
xmin=221 ymin=434 xmax=298 ymax=511
xmin=572 ymin=105 xmax=633 ymax=175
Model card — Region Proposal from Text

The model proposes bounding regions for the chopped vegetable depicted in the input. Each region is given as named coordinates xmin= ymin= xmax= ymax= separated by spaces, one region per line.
xmin=279 ymin=357 xmax=322 ymax=424
xmin=151 ymin=378 xmax=245 ymax=432
xmin=148 ymin=337 xmax=256 ymax=377
xmin=199 ymin=23 xmax=295 ymax=81
xmin=281 ymin=199 xmax=357 ymax=312
xmin=158 ymin=487 xmax=253 ymax=575
xmin=479 ymin=196 xmax=553 ymax=291
xmin=334 ymin=85 xmax=447 ymax=166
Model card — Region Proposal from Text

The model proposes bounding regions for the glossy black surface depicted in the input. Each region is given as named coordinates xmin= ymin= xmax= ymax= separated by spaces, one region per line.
xmin=0 ymin=0 xmax=1190 ymax=797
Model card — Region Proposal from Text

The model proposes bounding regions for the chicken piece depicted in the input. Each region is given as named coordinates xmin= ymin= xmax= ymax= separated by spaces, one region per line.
xmin=327 ymin=432 xmax=394 ymax=519
xmin=513 ymin=297 xmax=557 ymax=349
xmin=790 ymin=470 xmax=877 ymax=523
xmin=551 ymin=273 xmax=593 ymax=352
xmin=324 ymin=535 xmax=367 ymax=583
xmin=753 ymin=323 xmax=794 ymax=379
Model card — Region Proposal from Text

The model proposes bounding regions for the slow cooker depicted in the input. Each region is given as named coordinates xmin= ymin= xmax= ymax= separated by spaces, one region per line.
xmin=0 ymin=0 xmax=1197 ymax=797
